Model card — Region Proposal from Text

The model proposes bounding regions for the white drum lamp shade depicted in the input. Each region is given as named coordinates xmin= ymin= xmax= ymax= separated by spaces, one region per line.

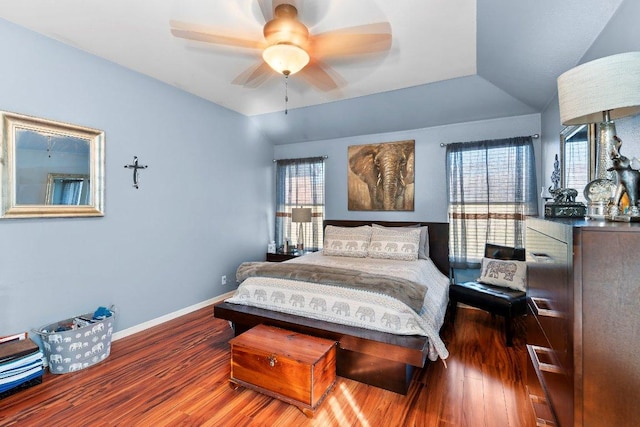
xmin=557 ymin=52 xmax=640 ymax=218
xmin=557 ymin=52 xmax=640 ymax=125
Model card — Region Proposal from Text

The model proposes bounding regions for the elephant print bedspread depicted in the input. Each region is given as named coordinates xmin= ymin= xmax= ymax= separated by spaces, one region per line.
xmin=225 ymin=252 xmax=450 ymax=361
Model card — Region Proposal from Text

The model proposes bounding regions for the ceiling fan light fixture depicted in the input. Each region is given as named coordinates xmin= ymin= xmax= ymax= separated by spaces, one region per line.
xmin=262 ymin=43 xmax=310 ymax=76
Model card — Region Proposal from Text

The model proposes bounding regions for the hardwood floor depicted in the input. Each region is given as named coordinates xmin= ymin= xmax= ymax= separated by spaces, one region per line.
xmin=0 ymin=305 xmax=534 ymax=426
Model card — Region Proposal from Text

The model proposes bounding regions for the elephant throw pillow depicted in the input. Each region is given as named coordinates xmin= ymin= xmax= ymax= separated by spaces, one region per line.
xmin=323 ymin=225 xmax=372 ymax=258
xmin=478 ymin=257 xmax=527 ymax=291
xmin=372 ymin=223 xmax=429 ymax=259
xmin=367 ymin=227 xmax=421 ymax=261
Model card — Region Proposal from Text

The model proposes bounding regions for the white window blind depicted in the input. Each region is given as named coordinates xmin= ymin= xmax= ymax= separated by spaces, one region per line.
xmin=275 ymin=157 xmax=325 ymax=251
xmin=446 ymin=137 xmax=538 ymax=268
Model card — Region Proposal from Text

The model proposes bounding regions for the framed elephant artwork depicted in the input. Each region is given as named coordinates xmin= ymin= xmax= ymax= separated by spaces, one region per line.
xmin=348 ymin=140 xmax=415 ymax=211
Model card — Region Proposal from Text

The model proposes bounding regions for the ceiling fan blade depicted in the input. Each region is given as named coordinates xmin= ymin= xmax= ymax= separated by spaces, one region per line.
xmin=297 ymin=61 xmax=345 ymax=92
xmin=232 ymin=61 xmax=273 ymax=88
xmin=170 ymin=20 xmax=264 ymax=49
xmin=311 ymin=22 xmax=392 ymax=57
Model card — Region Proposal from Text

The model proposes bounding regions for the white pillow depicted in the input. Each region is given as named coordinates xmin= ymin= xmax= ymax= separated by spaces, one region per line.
xmin=323 ymin=225 xmax=372 ymax=258
xmin=372 ymin=223 xmax=429 ymax=259
xmin=478 ymin=257 xmax=527 ymax=291
xmin=367 ymin=226 xmax=421 ymax=261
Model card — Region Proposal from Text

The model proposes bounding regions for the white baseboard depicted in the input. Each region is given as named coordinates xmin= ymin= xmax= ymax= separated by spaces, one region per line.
xmin=112 ymin=291 xmax=235 ymax=342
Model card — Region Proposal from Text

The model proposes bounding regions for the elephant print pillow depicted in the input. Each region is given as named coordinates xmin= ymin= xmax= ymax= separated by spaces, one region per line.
xmin=478 ymin=258 xmax=527 ymax=291
xmin=323 ymin=225 xmax=372 ymax=258
xmin=367 ymin=226 xmax=421 ymax=261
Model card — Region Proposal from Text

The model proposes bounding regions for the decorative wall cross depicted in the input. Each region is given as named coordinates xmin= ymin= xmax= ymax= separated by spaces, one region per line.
xmin=124 ymin=156 xmax=148 ymax=189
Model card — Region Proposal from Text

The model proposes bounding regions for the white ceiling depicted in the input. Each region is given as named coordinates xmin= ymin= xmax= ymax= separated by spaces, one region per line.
xmin=0 ymin=0 xmax=626 ymax=144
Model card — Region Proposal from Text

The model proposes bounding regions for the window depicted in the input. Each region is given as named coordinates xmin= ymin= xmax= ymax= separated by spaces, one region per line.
xmin=275 ymin=157 xmax=325 ymax=251
xmin=446 ymin=137 xmax=538 ymax=268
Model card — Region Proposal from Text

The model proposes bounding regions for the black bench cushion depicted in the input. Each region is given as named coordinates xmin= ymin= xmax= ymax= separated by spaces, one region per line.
xmin=449 ymin=281 xmax=526 ymax=317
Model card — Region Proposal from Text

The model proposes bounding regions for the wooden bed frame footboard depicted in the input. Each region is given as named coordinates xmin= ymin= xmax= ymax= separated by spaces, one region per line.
xmin=213 ymin=220 xmax=450 ymax=395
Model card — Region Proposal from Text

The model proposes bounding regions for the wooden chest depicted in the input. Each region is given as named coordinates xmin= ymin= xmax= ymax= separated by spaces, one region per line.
xmin=229 ymin=324 xmax=336 ymax=417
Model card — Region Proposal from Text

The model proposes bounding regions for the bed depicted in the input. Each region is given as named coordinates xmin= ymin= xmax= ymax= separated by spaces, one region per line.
xmin=213 ymin=220 xmax=450 ymax=394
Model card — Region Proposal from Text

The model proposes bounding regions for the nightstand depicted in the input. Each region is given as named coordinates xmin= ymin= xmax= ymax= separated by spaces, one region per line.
xmin=266 ymin=252 xmax=301 ymax=262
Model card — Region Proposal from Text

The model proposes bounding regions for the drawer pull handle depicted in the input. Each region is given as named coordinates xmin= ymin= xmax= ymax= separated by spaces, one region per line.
xmin=530 ymin=252 xmax=554 ymax=263
xmin=531 ymin=297 xmax=563 ymax=318
xmin=531 ymin=345 xmax=563 ymax=374
xmin=268 ymin=354 xmax=277 ymax=367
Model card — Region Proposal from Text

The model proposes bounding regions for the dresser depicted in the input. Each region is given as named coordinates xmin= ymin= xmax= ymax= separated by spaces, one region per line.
xmin=526 ymin=218 xmax=640 ymax=426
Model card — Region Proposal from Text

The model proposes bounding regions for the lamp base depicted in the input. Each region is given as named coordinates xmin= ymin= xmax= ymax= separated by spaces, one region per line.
xmin=586 ymin=201 xmax=608 ymax=220
xmin=595 ymin=120 xmax=617 ymax=181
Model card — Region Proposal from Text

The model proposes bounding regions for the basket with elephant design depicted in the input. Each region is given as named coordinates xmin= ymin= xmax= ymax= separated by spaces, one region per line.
xmin=33 ymin=306 xmax=115 ymax=374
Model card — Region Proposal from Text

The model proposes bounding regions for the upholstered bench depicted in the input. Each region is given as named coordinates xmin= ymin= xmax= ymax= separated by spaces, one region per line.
xmin=449 ymin=243 xmax=526 ymax=346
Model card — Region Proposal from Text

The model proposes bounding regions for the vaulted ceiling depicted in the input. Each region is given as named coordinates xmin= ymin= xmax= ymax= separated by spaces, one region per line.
xmin=0 ymin=0 xmax=625 ymax=144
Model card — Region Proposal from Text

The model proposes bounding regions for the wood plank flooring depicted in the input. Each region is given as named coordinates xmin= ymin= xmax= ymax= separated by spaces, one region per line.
xmin=0 ymin=305 xmax=535 ymax=426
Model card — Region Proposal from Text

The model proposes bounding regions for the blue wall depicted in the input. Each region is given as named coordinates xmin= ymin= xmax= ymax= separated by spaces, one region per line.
xmin=0 ymin=19 xmax=273 ymax=336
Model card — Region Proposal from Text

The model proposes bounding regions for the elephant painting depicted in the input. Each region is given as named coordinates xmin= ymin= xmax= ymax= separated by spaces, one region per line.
xmin=348 ymin=140 xmax=415 ymax=211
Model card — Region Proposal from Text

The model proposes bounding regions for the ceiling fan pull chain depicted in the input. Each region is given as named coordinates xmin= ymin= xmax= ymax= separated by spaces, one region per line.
xmin=284 ymin=73 xmax=289 ymax=115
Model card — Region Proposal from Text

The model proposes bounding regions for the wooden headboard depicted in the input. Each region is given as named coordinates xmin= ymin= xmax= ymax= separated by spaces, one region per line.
xmin=323 ymin=220 xmax=450 ymax=277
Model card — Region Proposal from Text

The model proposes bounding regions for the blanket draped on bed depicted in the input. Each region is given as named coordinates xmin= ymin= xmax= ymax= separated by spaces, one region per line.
xmin=236 ymin=262 xmax=427 ymax=313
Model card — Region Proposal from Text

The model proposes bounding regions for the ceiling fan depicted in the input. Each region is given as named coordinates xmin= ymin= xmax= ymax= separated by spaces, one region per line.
xmin=169 ymin=1 xmax=392 ymax=92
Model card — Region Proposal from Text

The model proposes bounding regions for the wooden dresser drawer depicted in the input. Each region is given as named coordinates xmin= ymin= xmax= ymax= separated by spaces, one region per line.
xmin=526 ymin=345 xmax=556 ymax=426
xmin=229 ymin=324 xmax=336 ymax=417
xmin=526 ymin=226 xmax=572 ymax=372
xmin=528 ymin=344 xmax=572 ymax=427
xmin=529 ymin=296 xmax=571 ymax=371
xmin=526 ymin=301 xmax=548 ymax=348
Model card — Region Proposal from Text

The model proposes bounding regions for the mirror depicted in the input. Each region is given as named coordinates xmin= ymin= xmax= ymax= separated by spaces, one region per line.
xmin=1 ymin=111 xmax=105 ymax=218
xmin=560 ymin=123 xmax=596 ymax=204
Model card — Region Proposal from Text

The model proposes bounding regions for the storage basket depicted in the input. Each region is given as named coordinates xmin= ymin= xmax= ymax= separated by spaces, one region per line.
xmin=34 ymin=307 xmax=115 ymax=374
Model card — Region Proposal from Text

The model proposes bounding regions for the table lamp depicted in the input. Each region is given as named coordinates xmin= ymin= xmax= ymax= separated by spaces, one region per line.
xmin=291 ymin=207 xmax=312 ymax=251
xmin=557 ymin=52 xmax=640 ymax=218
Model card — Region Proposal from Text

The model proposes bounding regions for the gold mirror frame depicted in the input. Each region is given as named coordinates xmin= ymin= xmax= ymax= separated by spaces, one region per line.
xmin=0 ymin=111 xmax=105 ymax=218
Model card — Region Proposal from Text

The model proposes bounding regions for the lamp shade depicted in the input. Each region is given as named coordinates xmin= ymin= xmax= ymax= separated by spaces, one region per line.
xmin=291 ymin=207 xmax=312 ymax=223
xmin=557 ymin=52 xmax=640 ymax=125
xmin=262 ymin=43 xmax=310 ymax=76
